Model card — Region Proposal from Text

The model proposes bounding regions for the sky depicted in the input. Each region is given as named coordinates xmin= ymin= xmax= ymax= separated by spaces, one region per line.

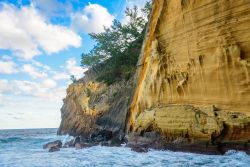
xmin=0 ymin=0 xmax=148 ymax=129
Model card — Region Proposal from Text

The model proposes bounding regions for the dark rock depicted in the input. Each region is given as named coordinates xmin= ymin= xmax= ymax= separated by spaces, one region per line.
xmin=49 ymin=146 xmax=60 ymax=152
xmin=74 ymin=136 xmax=81 ymax=144
xmin=63 ymin=139 xmax=75 ymax=148
xmin=91 ymin=130 xmax=113 ymax=142
xmin=43 ymin=140 xmax=62 ymax=149
xmin=75 ymin=142 xmax=97 ymax=150
xmin=131 ymin=145 xmax=149 ymax=153
xmin=63 ymin=136 xmax=87 ymax=148
xmin=75 ymin=143 xmax=83 ymax=150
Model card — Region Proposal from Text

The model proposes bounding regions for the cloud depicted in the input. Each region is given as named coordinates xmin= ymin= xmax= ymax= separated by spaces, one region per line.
xmin=31 ymin=60 xmax=51 ymax=71
xmin=66 ymin=58 xmax=87 ymax=79
xmin=41 ymin=79 xmax=57 ymax=89
xmin=0 ymin=79 xmax=64 ymax=101
xmin=126 ymin=0 xmax=148 ymax=8
xmin=0 ymin=4 xmax=81 ymax=60
xmin=122 ymin=0 xmax=149 ymax=24
xmin=22 ymin=64 xmax=47 ymax=79
xmin=0 ymin=79 xmax=13 ymax=93
xmin=53 ymin=73 xmax=69 ymax=81
xmin=0 ymin=97 xmax=62 ymax=129
xmin=1 ymin=55 xmax=13 ymax=61
xmin=0 ymin=60 xmax=18 ymax=74
xmin=71 ymin=3 xmax=115 ymax=33
xmin=32 ymin=0 xmax=73 ymax=18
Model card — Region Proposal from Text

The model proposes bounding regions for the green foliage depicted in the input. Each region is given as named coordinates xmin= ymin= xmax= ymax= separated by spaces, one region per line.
xmin=81 ymin=2 xmax=151 ymax=84
xmin=70 ymin=75 xmax=77 ymax=83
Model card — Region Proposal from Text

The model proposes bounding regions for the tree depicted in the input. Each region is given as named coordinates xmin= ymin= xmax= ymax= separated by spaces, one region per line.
xmin=70 ymin=75 xmax=77 ymax=83
xmin=81 ymin=2 xmax=151 ymax=84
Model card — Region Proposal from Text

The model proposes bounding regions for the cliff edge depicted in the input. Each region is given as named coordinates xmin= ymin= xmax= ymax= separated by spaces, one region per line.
xmin=58 ymin=0 xmax=250 ymax=154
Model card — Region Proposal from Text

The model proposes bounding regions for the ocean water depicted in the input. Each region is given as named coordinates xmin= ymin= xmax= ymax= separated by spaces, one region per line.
xmin=0 ymin=129 xmax=249 ymax=167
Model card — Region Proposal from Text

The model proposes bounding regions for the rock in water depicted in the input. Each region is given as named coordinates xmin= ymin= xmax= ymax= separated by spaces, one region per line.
xmin=49 ymin=146 xmax=60 ymax=152
xmin=43 ymin=140 xmax=62 ymax=149
xmin=131 ymin=145 xmax=149 ymax=153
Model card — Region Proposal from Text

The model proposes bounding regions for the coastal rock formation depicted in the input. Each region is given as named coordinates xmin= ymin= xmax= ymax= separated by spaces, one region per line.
xmin=58 ymin=69 xmax=133 ymax=137
xmin=43 ymin=140 xmax=62 ymax=152
xmin=126 ymin=0 xmax=250 ymax=146
xmin=58 ymin=0 xmax=250 ymax=154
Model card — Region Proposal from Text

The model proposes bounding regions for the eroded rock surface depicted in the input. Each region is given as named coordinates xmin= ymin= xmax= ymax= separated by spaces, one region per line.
xmin=58 ymin=0 xmax=250 ymax=154
xmin=57 ymin=69 xmax=133 ymax=138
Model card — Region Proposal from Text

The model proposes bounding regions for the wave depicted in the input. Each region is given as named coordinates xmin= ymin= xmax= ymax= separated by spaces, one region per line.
xmin=0 ymin=137 xmax=24 ymax=143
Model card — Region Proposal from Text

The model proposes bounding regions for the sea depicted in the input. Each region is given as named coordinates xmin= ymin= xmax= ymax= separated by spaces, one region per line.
xmin=0 ymin=128 xmax=249 ymax=167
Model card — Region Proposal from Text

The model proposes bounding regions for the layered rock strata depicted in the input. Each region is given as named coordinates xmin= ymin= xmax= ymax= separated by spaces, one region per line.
xmin=58 ymin=69 xmax=133 ymax=138
xmin=126 ymin=0 xmax=250 ymax=153
xmin=58 ymin=0 xmax=250 ymax=154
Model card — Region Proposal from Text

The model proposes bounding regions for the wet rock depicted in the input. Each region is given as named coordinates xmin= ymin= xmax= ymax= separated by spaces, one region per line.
xmin=75 ymin=143 xmax=83 ymax=150
xmin=131 ymin=145 xmax=149 ymax=153
xmin=49 ymin=146 xmax=60 ymax=152
xmin=91 ymin=130 xmax=113 ymax=142
xmin=43 ymin=140 xmax=62 ymax=149
xmin=75 ymin=142 xmax=97 ymax=150
xmin=63 ymin=136 xmax=85 ymax=148
xmin=63 ymin=139 xmax=74 ymax=148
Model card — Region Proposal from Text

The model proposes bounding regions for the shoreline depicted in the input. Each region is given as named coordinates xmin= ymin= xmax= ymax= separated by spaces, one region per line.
xmin=44 ymin=133 xmax=250 ymax=155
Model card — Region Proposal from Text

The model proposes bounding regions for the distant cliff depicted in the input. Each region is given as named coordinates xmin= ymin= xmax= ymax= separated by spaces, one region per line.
xmin=58 ymin=68 xmax=133 ymax=137
xmin=58 ymin=0 xmax=250 ymax=154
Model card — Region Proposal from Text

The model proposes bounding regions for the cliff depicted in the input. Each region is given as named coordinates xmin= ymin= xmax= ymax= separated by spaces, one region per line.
xmin=58 ymin=0 xmax=250 ymax=154
xmin=58 ymin=69 xmax=133 ymax=137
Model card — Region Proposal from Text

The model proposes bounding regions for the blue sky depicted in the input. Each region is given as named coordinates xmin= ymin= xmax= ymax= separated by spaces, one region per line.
xmin=0 ymin=0 xmax=147 ymax=129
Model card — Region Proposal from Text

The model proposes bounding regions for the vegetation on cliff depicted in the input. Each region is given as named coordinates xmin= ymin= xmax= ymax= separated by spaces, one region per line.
xmin=81 ymin=2 xmax=151 ymax=84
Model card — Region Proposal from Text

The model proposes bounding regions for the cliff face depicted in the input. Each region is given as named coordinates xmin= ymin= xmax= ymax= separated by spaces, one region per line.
xmin=127 ymin=0 xmax=250 ymax=139
xmin=58 ymin=0 xmax=250 ymax=153
xmin=58 ymin=69 xmax=133 ymax=136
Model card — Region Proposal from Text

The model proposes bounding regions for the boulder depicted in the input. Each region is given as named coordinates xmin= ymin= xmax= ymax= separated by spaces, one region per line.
xmin=43 ymin=140 xmax=62 ymax=149
xmin=63 ymin=139 xmax=74 ymax=148
xmin=49 ymin=146 xmax=60 ymax=152
xmin=131 ymin=145 xmax=149 ymax=153
xmin=91 ymin=130 xmax=113 ymax=142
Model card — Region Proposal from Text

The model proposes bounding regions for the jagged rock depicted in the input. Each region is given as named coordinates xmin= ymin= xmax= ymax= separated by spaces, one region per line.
xmin=131 ymin=145 xmax=149 ymax=153
xmin=63 ymin=139 xmax=74 ymax=148
xmin=90 ymin=130 xmax=113 ymax=142
xmin=57 ymin=76 xmax=133 ymax=137
xmin=43 ymin=140 xmax=62 ymax=150
xmin=75 ymin=143 xmax=83 ymax=150
xmin=49 ymin=146 xmax=60 ymax=152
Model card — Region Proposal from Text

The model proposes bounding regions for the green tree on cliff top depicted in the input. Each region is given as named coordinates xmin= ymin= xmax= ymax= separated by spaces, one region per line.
xmin=81 ymin=2 xmax=151 ymax=84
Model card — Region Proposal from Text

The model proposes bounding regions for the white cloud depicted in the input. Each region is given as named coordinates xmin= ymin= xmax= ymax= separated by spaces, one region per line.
xmin=53 ymin=72 xmax=69 ymax=81
xmin=71 ymin=3 xmax=115 ymax=33
xmin=0 ymin=96 xmax=62 ymax=129
xmin=66 ymin=58 xmax=87 ymax=79
xmin=1 ymin=55 xmax=13 ymax=61
xmin=0 ymin=79 xmax=13 ymax=93
xmin=126 ymin=0 xmax=148 ymax=8
xmin=0 ymin=60 xmax=18 ymax=74
xmin=122 ymin=0 xmax=149 ymax=24
xmin=31 ymin=60 xmax=51 ymax=71
xmin=0 ymin=4 xmax=81 ymax=60
xmin=32 ymin=0 xmax=73 ymax=18
xmin=22 ymin=64 xmax=47 ymax=79
xmin=0 ymin=79 xmax=64 ymax=101
xmin=41 ymin=79 xmax=57 ymax=89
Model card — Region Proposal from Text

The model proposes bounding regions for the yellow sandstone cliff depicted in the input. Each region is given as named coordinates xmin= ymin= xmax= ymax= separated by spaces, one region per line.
xmin=59 ymin=0 xmax=250 ymax=153
xmin=127 ymin=0 xmax=250 ymax=144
